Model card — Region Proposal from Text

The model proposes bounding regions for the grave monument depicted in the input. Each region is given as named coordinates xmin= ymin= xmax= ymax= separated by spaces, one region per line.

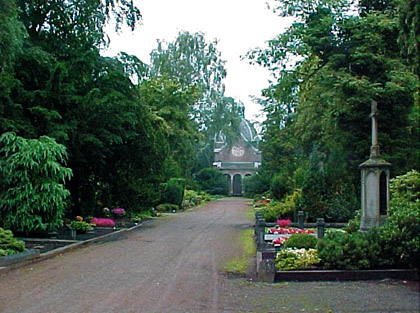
xmin=359 ymin=101 xmax=391 ymax=231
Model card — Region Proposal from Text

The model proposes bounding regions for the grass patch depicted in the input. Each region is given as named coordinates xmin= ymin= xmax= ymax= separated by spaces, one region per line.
xmin=223 ymin=228 xmax=256 ymax=274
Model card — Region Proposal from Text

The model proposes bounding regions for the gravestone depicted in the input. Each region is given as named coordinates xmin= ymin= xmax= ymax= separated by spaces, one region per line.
xmin=359 ymin=101 xmax=391 ymax=231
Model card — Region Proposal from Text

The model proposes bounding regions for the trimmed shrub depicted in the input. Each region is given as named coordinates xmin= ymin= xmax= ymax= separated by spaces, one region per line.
xmin=317 ymin=231 xmax=381 ymax=270
xmin=284 ymin=234 xmax=318 ymax=250
xmin=0 ymin=228 xmax=25 ymax=257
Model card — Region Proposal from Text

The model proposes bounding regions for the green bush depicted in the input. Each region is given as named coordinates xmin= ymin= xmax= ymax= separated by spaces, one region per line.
xmin=284 ymin=234 xmax=318 ymax=249
xmin=372 ymin=170 xmax=420 ymax=268
xmin=262 ymin=190 xmax=301 ymax=222
xmin=243 ymin=173 xmax=270 ymax=197
xmin=161 ymin=178 xmax=185 ymax=207
xmin=390 ymin=170 xmax=420 ymax=202
xmin=69 ymin=221 xmax=91 ymax=233
xmin=317 ymin=231 xmax=381 ymax=270
xmin=0 ymin=228 xmax=25 ymax=257
xmin=0 ymin=132 xmax=72 ymax=234
xmin=345 ymin=210 xmax=361 ymax=233
xmin=156 ymin=203 xmax=179 ymax=212
xmin=183 ymin=189 xmax=204 ymax=208
xmin=195 ymin=167 xmax=229 ymax=195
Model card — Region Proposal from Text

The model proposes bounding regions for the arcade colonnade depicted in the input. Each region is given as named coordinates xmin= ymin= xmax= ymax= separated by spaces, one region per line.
xmin=223 ymin=172 xmax=253 ymax=196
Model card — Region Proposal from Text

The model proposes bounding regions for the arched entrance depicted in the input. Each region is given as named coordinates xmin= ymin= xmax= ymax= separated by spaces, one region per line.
xmin=232 ymin=174 xmax=242 ymax=196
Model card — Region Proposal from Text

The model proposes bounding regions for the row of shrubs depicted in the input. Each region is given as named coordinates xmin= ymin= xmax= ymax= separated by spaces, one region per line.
xmin=273 ymin=170 xmax=420 ymax=270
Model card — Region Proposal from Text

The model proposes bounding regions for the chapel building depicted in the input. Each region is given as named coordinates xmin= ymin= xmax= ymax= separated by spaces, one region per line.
xmin=213 ymin=114 xmax=261 ymax=195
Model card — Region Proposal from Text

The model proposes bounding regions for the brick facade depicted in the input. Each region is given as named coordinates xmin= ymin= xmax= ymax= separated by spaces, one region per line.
xmin=213 ymin=117 xmax=261 ymax=195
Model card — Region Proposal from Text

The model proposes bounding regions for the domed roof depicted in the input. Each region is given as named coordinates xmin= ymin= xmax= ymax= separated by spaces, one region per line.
xmin=239 ymin=118 xmax=260 ymax=142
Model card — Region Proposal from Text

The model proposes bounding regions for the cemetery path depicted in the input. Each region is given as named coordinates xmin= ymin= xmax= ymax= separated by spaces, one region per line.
xmin=1 ymin=197 xmax=419 ymax=313
xmin=0 ymin=197 xmax=252 ymax=313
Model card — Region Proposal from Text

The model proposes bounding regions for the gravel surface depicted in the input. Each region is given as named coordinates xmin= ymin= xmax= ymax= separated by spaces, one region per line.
xmin=0 ymin=198 xmax=419 ymax=313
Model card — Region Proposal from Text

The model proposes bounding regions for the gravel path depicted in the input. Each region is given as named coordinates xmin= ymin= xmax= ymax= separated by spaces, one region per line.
xmin=0 ymin=198 xmax=419 ymax=313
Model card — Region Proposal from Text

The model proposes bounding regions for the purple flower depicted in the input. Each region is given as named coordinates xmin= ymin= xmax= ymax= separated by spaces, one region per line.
xmin=112 ymin=208 xmax=126 ymax=217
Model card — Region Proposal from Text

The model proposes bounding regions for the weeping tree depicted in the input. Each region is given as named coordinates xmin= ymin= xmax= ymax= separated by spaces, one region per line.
xmin=149 ymin=31 xmax=241 ymax=171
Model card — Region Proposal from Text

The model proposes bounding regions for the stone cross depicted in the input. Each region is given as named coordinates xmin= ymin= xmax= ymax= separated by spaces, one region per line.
xmin=370 ymin=101 xmax=380 ymax=158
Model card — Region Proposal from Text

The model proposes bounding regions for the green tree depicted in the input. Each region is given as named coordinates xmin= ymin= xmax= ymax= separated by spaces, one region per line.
xmin=149 ymin=31 xmax=241 ymax=171
xmin=248 ymin=0 xmax=418 ymax=221
xmin=0 ymin=132 xmax=72 ymax=234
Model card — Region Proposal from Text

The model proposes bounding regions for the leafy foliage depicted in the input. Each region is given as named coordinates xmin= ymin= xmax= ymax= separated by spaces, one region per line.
xmin=318 ymin=170 xmax=420 ymax=269
xmin=160 ymin=178 xmax=185 ymax=208
xmin=195 ymin=167 xmax=229 ymax=195
xmin=0 ymin=132 xmax=72 ymax=234
xmin=156 ymin=203 xmax=179 ymax=213
xmin=276 ymin=248 xmax=320 ymax=271
xmin=262 ymin=190 xmax=301 ymax=222
xmin=248 ymin=0 xmax=418 ymax=222
xmin=284 ymin=234 xmax=318 ymax=249
xmin=0 ymin=228 xmax=25 ymax=257
xmin=317 ymin=231 xmax=381 ymax=270
xmin=69 ymin=221 xmax=90 ymax=233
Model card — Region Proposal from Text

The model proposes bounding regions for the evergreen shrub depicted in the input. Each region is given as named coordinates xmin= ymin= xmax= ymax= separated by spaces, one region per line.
xmin=316 ymin=231 xmax=381 ymax=270
xmin=161 ymin=178 xmax=185 ymax=207
xmin=284 ymin=234 xmax=318 ymax=249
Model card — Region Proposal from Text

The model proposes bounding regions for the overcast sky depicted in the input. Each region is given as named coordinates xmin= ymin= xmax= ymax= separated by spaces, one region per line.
xmin=103 ymin=0 xmax=292 ymax=122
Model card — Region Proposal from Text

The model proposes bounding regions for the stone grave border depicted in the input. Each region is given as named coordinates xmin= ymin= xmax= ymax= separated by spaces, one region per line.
xmin=0 ymin=219 xmax=152 ymax=274
xmin=255 ymin=211 xmax=419 ymax=282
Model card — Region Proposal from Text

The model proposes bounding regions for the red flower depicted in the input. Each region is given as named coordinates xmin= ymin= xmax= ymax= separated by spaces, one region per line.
xmin=276 ymin=219 xmax=292 ymax=227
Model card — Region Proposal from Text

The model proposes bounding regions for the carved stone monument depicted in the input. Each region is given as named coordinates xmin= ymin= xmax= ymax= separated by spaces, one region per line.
xmin=359 ymin=101 xmax=391 ymax=231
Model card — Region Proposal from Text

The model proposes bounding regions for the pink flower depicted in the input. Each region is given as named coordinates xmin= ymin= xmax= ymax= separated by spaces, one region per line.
xmin=276 ymin=219 xmax=292 ymax=227
xmin=90 ymin=217 xmax=115 ymax=227
xmin=112 ymin=208 xmax=126 ymax=216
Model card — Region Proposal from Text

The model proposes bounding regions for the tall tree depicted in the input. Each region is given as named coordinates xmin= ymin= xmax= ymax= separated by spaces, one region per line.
xmin=248 ymin=0 xmax=419 ymax=221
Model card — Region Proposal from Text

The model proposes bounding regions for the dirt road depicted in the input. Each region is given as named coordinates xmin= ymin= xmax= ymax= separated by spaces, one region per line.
xmin=1 ymin=198 xmax=419 ymax=313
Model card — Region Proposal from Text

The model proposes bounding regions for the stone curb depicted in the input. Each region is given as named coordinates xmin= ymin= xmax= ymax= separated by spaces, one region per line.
xmin=0 ymin=249 xmax=40 ymax=267
xmin=274 ymin=268 xmax=419 ymax=282
xmin=0 ymin=219 xmax=152 ymax=275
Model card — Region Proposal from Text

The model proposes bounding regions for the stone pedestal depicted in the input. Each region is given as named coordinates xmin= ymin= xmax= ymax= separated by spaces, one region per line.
xmin=359 ymin=157 xmax=391 ymax=231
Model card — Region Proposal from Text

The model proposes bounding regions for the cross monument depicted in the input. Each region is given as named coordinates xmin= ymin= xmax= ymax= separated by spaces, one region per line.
xmin=359 ymin=101 xmax=391 ymax=231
